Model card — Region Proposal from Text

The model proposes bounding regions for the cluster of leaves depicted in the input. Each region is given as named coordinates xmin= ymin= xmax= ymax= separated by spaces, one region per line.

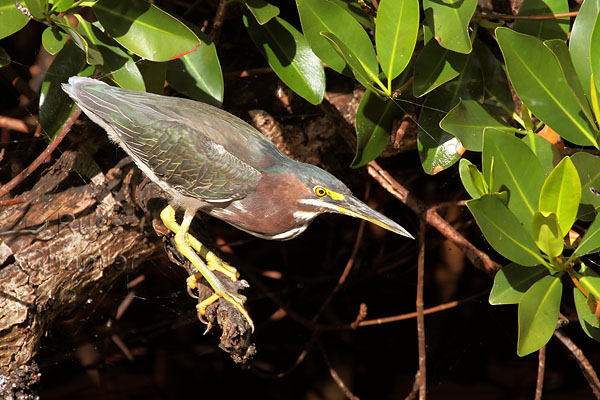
xmin=2 ymin=0 xmax=600 ymax=357
xmin=458 ymin=9 xmax=600 ymax=355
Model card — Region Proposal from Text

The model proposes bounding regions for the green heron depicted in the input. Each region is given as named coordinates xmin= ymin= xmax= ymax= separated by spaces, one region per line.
xmin=62 ymin=77 xmax=413 ymax=331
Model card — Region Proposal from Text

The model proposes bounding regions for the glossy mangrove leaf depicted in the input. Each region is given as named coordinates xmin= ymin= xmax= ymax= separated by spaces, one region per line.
xmin=93 ymin=0 xmax=200 ymax=62
xmin=482 ymin=130 xmax=545 ymax=235
xmin=418 ymin=52 xmax=483 ymax=174
xmin=496 ymin=27 xmax=598 ymax=148
xmin=467 ymin=194 xmax=546 ymax=267
xmin=0 ymin=0 xmax=30 ymax=39
xmin=23 ymin=0 xmax=45 ymax=19
xmin=167 ymin=29 xmax=223 ymax=107
xmin=473 ymin=40 xmax=514 ymax=120
xmin=545 ymin=39 xmax=596 ymax=128
xmin=75 ymin=18 xmax=145 ymax=91
xmin=245 ymin=14 xmax=325 ymax=105
xmin=574 ymin=287 xmax=600 ymax=342
xmin=232 ymin=0 xmax=279 ymax=25
xmin=521 ymin=133 xmax=562 ymax=175
xmin=570 ymin=0 xmax=600 ymax=101
xmin=41 ymin=25 xmax=67 ymax=55
xmin=591 ymin=12 xmax=600 ymax=99
xmin=490 ymin=263 xmax=549 ymax=305
xmin=51 ymin=0 xmax=74 ymax=12
xmin=440 ymin=99 xmax=511 ymax=151
xmin=459 ymin=158 xmax=487 ymax=199
xmin=413 ymin=39 xmax=469 ymax=97
xmin=51 ymin=15 xmax=104 ymax=65
xmin=320 ymin=31 xmax=382 ymax=95
xmin=329 ymin=0 xmax=373 ymax=29
xmin=39 ymin=41 xmax=87 ymax=141
xmin=352 ymin=89 xmax=403 ymax=167
xmin=538 ymin=156 xmax=581 ymax=237
xmin=375 ymin=0 xmax=419 ymax=83
xmin=532 ymin=212 xmax=563 ymax=258
xmin=575 ymin=211 xmax=600 ymax=256
xmin=138 ymin=60 xmax=166 ymax=94
xmin=517 ymin=274 xmax=562 ymax=356
xmin=296 ymin=0 xmax=375 ymax=76
xmin=422 ymin=0 xmax=476 ymax=54
xmin=572 ymin=151 xmax=600 ymax=221
xmin=513 ymin=0 xmax=569 ymax=40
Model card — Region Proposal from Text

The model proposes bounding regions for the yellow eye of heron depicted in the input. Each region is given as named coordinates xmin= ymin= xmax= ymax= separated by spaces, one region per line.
xmin=314 ymin=186 xmax=327 ymax=197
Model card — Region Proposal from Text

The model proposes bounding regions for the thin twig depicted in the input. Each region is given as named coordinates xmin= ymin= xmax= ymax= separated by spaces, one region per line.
xmin=358 ymin=289 xmax=488 ymax=327
xmin=405 ymin=371 xmax=421 ymax=400
xmin=553 ymin=329 xmax=600 ymax=398
xmin=0 ymin=116 xmax=33 ymax=133
xmin=416 ymin=220 xmax=426 ymax=400
xmin=209 ymin=0 xmax=228 ymax=43
xmin=317 ymin=341 xmax=360 ymax=400
xmin=0 ymin=108 xmax=81 ymax=199
xmin=535 ymin=346 xmax=546 ymax=400
xmin=475 ymin=10 xmax=578 ymax=20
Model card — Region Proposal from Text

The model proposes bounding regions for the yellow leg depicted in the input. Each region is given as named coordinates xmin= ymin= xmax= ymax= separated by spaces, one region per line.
xmin=160 ymin=205 xmax=254 ymax=332
xmin=160 ymin=206 xmax=239 ymax=281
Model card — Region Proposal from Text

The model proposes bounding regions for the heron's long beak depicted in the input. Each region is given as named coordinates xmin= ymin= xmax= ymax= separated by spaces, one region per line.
xmin=335 ymin=196 xmax=414 ymax=239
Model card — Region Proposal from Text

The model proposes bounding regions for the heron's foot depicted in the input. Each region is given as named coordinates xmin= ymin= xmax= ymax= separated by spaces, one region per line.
xmin=160 ymin=205 xmax=254 ymax=332
xmin=160 ymin=205 xmax=239 ymax=282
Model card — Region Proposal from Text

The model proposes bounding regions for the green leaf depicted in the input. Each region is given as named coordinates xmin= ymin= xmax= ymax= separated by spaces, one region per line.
xmin=467 ymin=194 xmax=547 ymax=266
xmin=51 ymin=15 xmax=104 ymax=65
xmin=0 ymin=0 xmax=30 ymax=39
xmin=572 ymin=152 xmax=600 ymax=221
xmin=532 ymin=212 xmax=564 ymax=258
xmin=413 ymin=39 xmax=469 ymax=97
xmin=320 ymin=31 xmax=383 ymax=95
xmin=0 ymin=47 xmax=9 ymax=68
xmin=75 ymin=18 xmax=145 ymax=91
xmin=137 ymin=60 xmax=166 ymax=94
xmin=580 ymin=265 xmax=600 ymax=308
xmin=352 ymin=89 xmax=401 ymax=167
xmin=482 ymin=130 xmax=545 ymax=234
xmin=575 ymin=212 xmax=600 ymax=256
xmin=440 ymin=99 xmax=511 ymax=151
xmin=570 ymin=0 xmax=600 ymax=101
xmin=591 ymin=12 xmax=600 ymax=100
xmin=474 ymin=40 xmax=515 ymax=120
xmin=517 ymin=274 xmax=562 ymax=356
xmin=418 ymin=52 xmax=483 ymax=174
xmin=513 ymin=0 xmax=569 ymax=40
xmin=93 ymin=0 xmax=200 ymax=62
xmin=23 ymin=0 xmax=46 ymax=19
xmin=544 ymin=39 xmax=596 ymax=128
xmin=296 ymin=0 xmax=376 ymax=76
xmin=459 ymin=158 xmax=487 ymax=199
xmin=233 ymin=0 xmax=279 ymax=25
xmin=422 ymin=0 xmax=476 ymax=54
xmin=51 ymin=0 xmax=74 ymax=12
xmin=41 ymin=26 xmax=67 ymax=55
xmin=329 ymin=0 xmax=373 ymax=29
xmin=521 ymin=133 xmax=562 ymax=175
xmin=496 ymin=27 xmax=598 ymax=148
xmin=39 ymin=41 xmax=87 ymax=141
xmin=490 ymin=263 xmax=549 ymax=305
xmin=538 ymin=156 xmax=581 ymax=236
xmin=167 ymin=29 xmax=223 ymax=107
xmin=574 ymin=287 xmax=600 ymax=342
xmin=245 ymin=15 xmax=325 ymax=105
xmin=375 ymin=0 xmax=419 ymax=83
